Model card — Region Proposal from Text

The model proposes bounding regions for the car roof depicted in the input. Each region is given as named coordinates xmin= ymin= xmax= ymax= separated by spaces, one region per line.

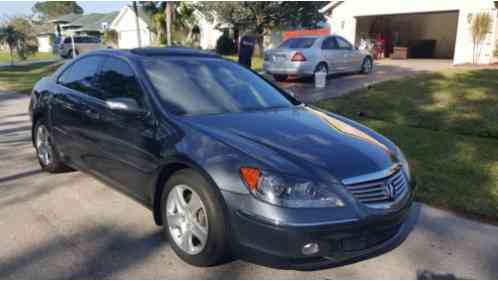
xmin=88 ymin=47 xmax=220 ymax=61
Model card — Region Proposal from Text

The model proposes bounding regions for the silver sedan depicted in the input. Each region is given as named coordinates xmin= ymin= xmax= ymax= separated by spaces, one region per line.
xmin=263 ymin=35 xmax=373 ymax=81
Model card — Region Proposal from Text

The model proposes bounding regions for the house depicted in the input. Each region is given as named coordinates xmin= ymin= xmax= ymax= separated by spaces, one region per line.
xmin=320 ymin=0 xmax=498 ymax=64
xmin=110 ymin=5 xmax=156 ymax=49
xmin=38 ymin=12 xmax=118 ymax=52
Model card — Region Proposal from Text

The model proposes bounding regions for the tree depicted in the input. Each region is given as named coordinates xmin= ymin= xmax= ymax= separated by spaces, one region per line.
xmin=32 ymin=1 xmax=84 ymax=21
xmin=196 ymin=2 xmax=327 ymax=55
xmin=0 ymin=26 xmax=20 ymax=65
xmin=141 ymin=2 xmax=198 ymax=46
xmin=470 ymin=12 xmax=492 ymax=64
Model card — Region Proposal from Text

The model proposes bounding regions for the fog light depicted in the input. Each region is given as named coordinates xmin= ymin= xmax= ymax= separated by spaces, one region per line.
xmin=302 ymin=242 xmax=320 ymax=255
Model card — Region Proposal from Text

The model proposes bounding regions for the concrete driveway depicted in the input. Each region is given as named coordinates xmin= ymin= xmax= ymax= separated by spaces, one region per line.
xmin=275 ymin=59 xmax=453 ymax=103
xmin=1 ymin=92 xmax=497 ymax=279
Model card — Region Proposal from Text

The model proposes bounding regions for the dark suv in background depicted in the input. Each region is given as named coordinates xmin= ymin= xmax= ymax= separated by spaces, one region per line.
xmin=30 ymin=48 xmax=414 ymax=269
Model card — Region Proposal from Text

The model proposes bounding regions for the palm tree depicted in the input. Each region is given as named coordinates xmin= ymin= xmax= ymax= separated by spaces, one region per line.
xmin=0 ymin=26 xmax=21 ymax=66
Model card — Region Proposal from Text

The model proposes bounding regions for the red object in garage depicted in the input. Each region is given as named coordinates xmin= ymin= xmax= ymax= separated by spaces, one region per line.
xmin=282 ymin=27 xmax=331 ymax=41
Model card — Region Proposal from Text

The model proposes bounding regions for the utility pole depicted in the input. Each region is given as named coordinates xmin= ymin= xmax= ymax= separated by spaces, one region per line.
xmin=132 ymin=1 xmax=142 ymax=48
xmin=165 ymin=2 xmax=172 ymax=46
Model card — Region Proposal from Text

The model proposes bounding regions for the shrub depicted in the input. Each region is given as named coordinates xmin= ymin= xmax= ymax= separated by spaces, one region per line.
xmin=215 ymin=33 xmax=236 ymax=55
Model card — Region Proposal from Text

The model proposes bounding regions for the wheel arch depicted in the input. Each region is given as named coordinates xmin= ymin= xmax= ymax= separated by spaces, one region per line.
xmin=152 ymin=156 xmax=221 ymax=226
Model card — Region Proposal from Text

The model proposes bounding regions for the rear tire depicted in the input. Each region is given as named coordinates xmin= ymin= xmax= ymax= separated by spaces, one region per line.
xmin=273 ymin=74 xmax=288 ymax=82
xmin=314 ymin=62 xmax=328 ymax=77
xmin=34 ymin=119 xmax=70 ymax=173
xmin=161 ymin=169 xmax=230 ymax=266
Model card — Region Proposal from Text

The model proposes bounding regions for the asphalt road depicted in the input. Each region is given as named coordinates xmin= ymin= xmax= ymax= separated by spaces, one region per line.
xmin=277 ymin=59 xmax=454 ymax=103
xmin=1 ymin=92 xmax=497 ymax=279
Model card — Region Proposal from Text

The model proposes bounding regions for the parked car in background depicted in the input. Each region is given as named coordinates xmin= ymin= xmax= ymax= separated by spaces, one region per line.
xmin=30 ymin=48 xmax=413 ymax=269
xmin=55 ymin=36 xmax=105 ymax=58
xmin=264 ymin=35 xmax=373 ymax=81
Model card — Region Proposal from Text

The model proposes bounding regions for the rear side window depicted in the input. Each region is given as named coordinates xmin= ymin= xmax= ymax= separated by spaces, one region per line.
xmin=322 ymin=37 xmax=338 ymax=50
xmin=58 ymin=56 xmax=102 ymax=96
xmin=96 ymin=57 xmax=143 ymax=105
xmin=279 ymin=38 xmax=317 ymax=49
xmin=63 ymin=37 xmax=71 ymax=44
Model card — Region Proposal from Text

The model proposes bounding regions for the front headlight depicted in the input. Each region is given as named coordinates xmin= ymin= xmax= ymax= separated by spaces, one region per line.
xmin=396 ymin=147 xmax=411 ymax=180
xmin=240 ymin=168 xmax=345 ymax=208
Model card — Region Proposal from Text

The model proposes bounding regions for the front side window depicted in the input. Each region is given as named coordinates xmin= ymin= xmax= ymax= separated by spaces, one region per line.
xmin=58 ymin=56 xmax=102 ymax=96
xmin=279 ymin=38 xmax=317 ymax=49
xmin=143 ymin=57 xmax=297 ymax=115
xmin=96 ymin=57 xmax=143 ymax=105
xmin=336 ymin=37 xmax=352 ymax=50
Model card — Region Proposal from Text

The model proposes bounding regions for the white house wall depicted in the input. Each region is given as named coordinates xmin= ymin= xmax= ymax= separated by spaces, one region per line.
xmin=326 ymin=0 xmax=498 ymax=64
xmin=112 ymin=7 xmax=153 ymax=49
xmin=37 ymin=36 xmax=52 ymax=53
xmin=195 ymin=11 xmax=222 ymax=50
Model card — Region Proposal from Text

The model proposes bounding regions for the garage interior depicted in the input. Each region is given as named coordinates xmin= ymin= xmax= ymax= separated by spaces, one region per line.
xmin=355 ymin=11 xmax=459 ymax=59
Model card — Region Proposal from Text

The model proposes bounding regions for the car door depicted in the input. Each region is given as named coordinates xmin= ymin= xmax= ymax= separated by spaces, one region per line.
xmin=335 ymin=36 xmax=361 ymax=72
xmin=89 ymin=56 xmax=160 ymax=200
xmin=51 ymin=55 xmax=104 ymax=168
xmin=321 ymin=36 xmax=346 ymax=73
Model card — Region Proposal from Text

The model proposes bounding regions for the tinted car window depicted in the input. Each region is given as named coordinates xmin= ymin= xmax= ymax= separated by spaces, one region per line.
xmin=144 ymin=57 xmax=296 ymax=115
xmin=322 ymin=37 xmax=338 ymax=50
xmin=63 ymin=37 xmax=71 ymax=44
xmin=336 ymin=37 xmax=352 ymax=50
xmin=97 ymin=57 xmax=143 ymax=105
xmin=58 ymin=56 xmax=102 ymax=96
xmin=279 ymin=38 xmax=317 ymax=49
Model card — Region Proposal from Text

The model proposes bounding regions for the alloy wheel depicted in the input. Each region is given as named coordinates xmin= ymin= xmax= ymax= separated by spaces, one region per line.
xmin=36 ymin=124 xmax=53 ymax=166
xmin=363 ymin=59 xmax=373 ymax=73
xmin=166 ymin=184 xmax=209 ymax=255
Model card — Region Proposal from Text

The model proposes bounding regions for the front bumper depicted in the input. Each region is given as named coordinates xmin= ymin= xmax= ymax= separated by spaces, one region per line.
xmin=222 ymin=183 xmax=415 ymax=270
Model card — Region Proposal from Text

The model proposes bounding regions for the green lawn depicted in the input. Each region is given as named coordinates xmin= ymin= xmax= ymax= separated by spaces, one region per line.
xmin=317 ymin=69 xmax=498 ymax=223
xmin=224 ymin=55 xmax=263 ymax=72
xmin=0 ymin=52 xmax=57 ymax=65
xmin=0 ymin=62 xmax=62 ymax=94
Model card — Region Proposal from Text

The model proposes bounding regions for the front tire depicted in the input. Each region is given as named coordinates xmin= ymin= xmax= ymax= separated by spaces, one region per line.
xmin=161 ymin=169 xmax=230 ymax=266
xmin=361 ymin=57 xmax=373 ymax=74
xmin=34 ymin=119 xmax=69 ymax=173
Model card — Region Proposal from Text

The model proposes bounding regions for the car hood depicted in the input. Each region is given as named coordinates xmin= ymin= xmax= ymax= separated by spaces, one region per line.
xmin=182 ymin=106 xmax=399 ymax=182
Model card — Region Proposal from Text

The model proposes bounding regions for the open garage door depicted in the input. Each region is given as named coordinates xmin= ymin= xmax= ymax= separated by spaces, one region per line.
xmin=355 ymin=11 xmax=459 ymax=59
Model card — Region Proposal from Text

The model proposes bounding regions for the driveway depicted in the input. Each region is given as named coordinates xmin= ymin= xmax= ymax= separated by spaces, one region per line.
xmin=275 ymin=59 xmax=453 ymax=103
xmin=1 ymin=92 xmax=497 ymax=279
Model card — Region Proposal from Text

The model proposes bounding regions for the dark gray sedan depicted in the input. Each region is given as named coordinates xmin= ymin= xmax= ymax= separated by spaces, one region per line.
xmin=30 ymin=48 xmax=412 ymax=270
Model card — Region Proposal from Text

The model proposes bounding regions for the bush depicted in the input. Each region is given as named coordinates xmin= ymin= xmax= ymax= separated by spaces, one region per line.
xmin=215 ymin=34 xmax=236 ymax=55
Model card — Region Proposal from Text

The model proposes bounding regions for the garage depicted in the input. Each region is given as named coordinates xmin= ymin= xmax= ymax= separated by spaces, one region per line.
xmin=320 ymin=0 xmax=498 ymax=65
xmin=354 ymin=11 xmax=459 ymax=59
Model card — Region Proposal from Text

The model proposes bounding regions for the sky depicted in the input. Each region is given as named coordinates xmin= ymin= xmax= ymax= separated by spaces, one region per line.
xmin=0 ymin=1 xmax=128 ymax=18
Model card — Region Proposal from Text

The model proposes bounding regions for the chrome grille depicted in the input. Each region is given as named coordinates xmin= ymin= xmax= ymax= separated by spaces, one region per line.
xmin=345 ymin=170 xmax=408 ymax=205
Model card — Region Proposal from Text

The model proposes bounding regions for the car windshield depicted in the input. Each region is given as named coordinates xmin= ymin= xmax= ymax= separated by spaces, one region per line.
xmin=143 ymin=57 xmax=297 ymax=116
xmin=279 ymin=38 xmax=317 ymax=49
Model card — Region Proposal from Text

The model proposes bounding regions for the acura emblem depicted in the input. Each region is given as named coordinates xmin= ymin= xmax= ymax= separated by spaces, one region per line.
xmin=385 ymin=181 xmax=397 ymax=200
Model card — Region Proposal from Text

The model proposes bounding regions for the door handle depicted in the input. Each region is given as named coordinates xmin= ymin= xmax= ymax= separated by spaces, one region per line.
xmin=84 ymin=109 xmax=100 ymax=120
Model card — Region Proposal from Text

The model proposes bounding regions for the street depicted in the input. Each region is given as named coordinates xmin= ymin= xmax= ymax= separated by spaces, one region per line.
xmin=1 ymin=92 xmax=497 ymax=279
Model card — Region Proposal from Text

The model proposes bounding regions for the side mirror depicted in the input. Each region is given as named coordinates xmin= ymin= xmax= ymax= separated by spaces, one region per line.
xmin=106 ymin=97 xmax=147 ymax=118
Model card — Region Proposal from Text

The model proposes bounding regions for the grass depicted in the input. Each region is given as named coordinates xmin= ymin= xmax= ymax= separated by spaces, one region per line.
xmin=0 ymin=61 xmax=62 ymax=94
xmin=317 ymin=69 xmax=498 ymax=223
xmin=0 ymin=52 xmax=57 ymax=65
xmin=224 ymin=55 xmax=263 ymax=72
